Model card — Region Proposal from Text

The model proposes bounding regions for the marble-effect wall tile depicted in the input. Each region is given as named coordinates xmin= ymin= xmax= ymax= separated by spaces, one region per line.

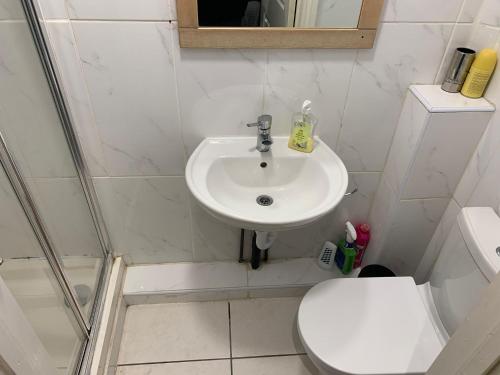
xmin=45 ymin=21 xmax=107 ymax=177
xmin=0 ymin=0 xmax=23 ymax=20
xmin=414 ymin=198 xmax=461 ymax=283
xmin=454 ymin=42 xmax=500 ymax=206
xmin=402 ymin=111 xmax=490 ymax=199
xmin=0 ymin=170 xmax=42 ymax=259
xmin=337 ymin=23 xmax=453 ymax=172
xmin=39 ymin=0 xmax=68 ymax=19
xmin=66 ymin=0 xmax=175 ymax=20
xmin=382 ymin=91 xmax=429 ymax=196
xmin=72 ymin=21 xmax=185 ymax=176
xmin=476 ymin=0 xmax=500 ymax=26
xmin=190 ymin=199 xmax=241 ymax=262
xmin=264 ymin=49 xmax=356 ymax=147
xmin=0 ymin=21 xmax=77 ymax=178
xmin=94 ymin=177 xmax=193 ymax=264
xmin=379 ymin=198 xmax=449 ymax=276
xmin=381 ymin=0 xmax=464 ymax=22
xmin=27 ymin=178 xmax=103 ymax=258
xmin=459 ymin=0 xmax=486 ymax=22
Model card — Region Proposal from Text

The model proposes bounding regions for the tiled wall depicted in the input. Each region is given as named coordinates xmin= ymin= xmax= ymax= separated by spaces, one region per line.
xmin=415 ymin=0 xmax=500 ymax=282
xmin=365 ymin=86 xmax=493 ymax=276
xmin=0 ymin=4 xmax=104 ymax=260
xmin=5 ymin=0 xmax=483 ymax=265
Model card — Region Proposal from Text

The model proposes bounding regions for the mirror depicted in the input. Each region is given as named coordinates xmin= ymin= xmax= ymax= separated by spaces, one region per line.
xmin=197 ymin=0 xmax=364 ymax=28
xmin=177 ymin=0 xmax=384 ymax=49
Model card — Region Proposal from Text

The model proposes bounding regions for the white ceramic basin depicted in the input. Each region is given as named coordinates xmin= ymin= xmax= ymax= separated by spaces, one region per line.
xmin=186 ymin=137 xmax=348 ymax=232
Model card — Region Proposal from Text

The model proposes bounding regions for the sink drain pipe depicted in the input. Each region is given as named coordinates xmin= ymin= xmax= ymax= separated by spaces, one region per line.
xmin=251 ymin=231 xmax=277 ymax=269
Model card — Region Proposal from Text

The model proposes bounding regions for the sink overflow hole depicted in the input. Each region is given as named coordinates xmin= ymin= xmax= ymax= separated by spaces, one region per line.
xmin=260 ymin=162 xmax=267 ymax=168
xmin=256 ymin=195 xmax=273 ymax=206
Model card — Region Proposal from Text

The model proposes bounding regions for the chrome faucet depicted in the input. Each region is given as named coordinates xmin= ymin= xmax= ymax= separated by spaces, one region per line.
xmin=247 ymin=114 xmax=273 ymax=152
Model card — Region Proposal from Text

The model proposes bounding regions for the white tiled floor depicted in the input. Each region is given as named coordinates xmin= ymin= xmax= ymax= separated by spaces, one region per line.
xmin=117 ymin=297 xmax=319 ymax=374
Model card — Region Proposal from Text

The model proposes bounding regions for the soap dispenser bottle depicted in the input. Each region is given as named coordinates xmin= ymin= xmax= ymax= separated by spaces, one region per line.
xmin=334 ymin=222 xmax=357 ymax=275
xmin=288 ymin=100 xmax=317 ymax=153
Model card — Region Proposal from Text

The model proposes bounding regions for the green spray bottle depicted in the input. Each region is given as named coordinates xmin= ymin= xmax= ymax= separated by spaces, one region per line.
xmin=334 ymin=221 xmax=357 ymax=275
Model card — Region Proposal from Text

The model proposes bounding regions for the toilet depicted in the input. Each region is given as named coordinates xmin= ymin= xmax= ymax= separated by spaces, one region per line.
xmin=298 ymin=207 xmax=500 ymax=375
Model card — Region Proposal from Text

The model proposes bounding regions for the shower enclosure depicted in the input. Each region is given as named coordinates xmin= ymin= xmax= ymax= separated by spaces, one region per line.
xmin=0 ymin=0 xmax=112 ymax=374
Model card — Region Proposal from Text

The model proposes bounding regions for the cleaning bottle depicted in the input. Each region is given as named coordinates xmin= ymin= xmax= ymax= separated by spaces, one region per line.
xmin=334 ymin=222 xmax=357 ymax=275
xmin=288 ymin=100 xmax=317 ymax=153
xmin=353 ymin=223 xmax=370 ymax=269
xmin=461 ymin=48 xmax=497 ymax=98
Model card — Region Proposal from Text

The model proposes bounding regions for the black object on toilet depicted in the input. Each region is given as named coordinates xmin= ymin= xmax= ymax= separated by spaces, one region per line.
xmin=358 ymin=265 xmax=396 ymax=278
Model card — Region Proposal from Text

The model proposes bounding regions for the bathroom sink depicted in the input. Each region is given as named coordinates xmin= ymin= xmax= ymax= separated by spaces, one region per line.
xmin=186 ymin=137 xmax=348 ymax=232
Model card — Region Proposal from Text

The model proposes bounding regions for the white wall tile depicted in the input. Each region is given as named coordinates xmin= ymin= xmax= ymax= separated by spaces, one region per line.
xmin=459 ymin=0 xmax=486 ymax=22
xmin=468 ymin=23 xmax=500 ymax=50
xmin=383 ymin=91 xmax=430 ymax=196
xmin=27 ymin=178 xmax=103 ymax=258
xmin=190 ymin=198 xmax=242 ymax=262
xmin=454 ymin=42 xmax=500 ymax=206
xmin=45 ymin=21 xmax=107 ymax=176
xmin=72 ymin=21 xmax=185 ymax=176
xmin=0 ymin=171 xmax=42 ymax=259
xmin=414 ymin=198 xmax=461 ymax=283
xmin=94 ymin=177 xmax=193 ymax=264
xmin=174 ymin=28 xmax=267 ymax=154
xmin=365 ymin=176 xmax=400 ymax=264
xmin=381 ymin=0 xmax=464 ymax=22
xmin=0 ymin=0 xmax=23 ymax=20
xmin=476 ymin=0 xmax=500 ymax=26
xmin=264 ymin=49 xmax=356 ymax=147
xmin=0 ymin=21 xmax=77 ymax=178
xmin=466 ymin=149 xmax=500 ymax=210
xmin=379 ymin=198 xmax=449 ymax=276
xmin=402 ymin=111 xmax=490 ymax=199
xmin=337 ymin=23 xmax=453 ymax=172
xmin=66 ymin=0 xmax=175 ymax=20
xmin=39 ymin=0 xmax=68 ymax=19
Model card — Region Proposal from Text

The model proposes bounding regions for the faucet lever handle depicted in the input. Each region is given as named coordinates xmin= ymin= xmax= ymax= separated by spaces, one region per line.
xmin=247 ymin=115 xmax=272 ymax=130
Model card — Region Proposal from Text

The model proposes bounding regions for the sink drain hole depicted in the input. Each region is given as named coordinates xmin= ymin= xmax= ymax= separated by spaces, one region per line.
xmin=256 ymin=195 xmax=273 ymax=206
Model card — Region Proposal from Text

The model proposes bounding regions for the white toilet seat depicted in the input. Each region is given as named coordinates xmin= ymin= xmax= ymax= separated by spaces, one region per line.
xmin=298 ymin=277 xmax=444 ymax=375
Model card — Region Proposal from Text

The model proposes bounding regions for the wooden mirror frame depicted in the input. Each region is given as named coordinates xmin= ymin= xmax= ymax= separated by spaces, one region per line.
xmin=177 ymin=0 xmax=384 ymax=49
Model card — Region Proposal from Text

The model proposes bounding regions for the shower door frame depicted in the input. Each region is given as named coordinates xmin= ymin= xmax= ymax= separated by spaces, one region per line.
xmin=0 ymin=0 xmax=115 ymax=374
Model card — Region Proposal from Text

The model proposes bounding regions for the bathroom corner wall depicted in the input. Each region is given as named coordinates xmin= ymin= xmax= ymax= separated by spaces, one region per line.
xmin=415 ymin=0 xmax=500 ymax=283
xmin=28 ymin=0 xmax=483 ymax=265
xmin=366 ymin=86 xmax=493 ymax=276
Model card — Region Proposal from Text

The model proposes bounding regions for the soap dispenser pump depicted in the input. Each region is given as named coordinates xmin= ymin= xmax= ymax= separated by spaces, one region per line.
xmin=334 ymin=222 xmax=358 ymax=275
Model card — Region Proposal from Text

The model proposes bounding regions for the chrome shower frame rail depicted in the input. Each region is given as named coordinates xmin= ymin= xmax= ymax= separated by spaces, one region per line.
xmin=3 ymin=0 xmax=116 ymax=374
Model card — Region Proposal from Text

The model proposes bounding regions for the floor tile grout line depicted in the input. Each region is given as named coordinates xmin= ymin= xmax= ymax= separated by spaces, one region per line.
xmin=116 ymin=353 xmax=308 ymax=368
xmin=232 ymin=353 xmax=308 ymax=360
xmin=116 ymin=357 xmax=231 ymax=367
xmin=228 ymin=301 xmax=234 ymax=375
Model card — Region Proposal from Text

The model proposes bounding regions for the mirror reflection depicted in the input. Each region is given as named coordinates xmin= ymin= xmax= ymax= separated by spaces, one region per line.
xmin=197 ymin=0 xmax=363 ymax=28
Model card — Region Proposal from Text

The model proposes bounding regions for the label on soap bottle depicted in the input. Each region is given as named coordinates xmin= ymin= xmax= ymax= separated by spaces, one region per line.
xmin=291 ymin=122 xmax=311 ymax=148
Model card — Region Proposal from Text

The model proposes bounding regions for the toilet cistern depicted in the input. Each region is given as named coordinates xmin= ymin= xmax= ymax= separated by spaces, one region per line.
xmin=247 ymin=114 xmax=273 ymax=152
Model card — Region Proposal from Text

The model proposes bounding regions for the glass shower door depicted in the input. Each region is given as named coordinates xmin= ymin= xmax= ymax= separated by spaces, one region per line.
xmin=0 ymin=0 xmax=111 ymax=373
xmin=0 ymin=164 xmax=86 ymax=375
